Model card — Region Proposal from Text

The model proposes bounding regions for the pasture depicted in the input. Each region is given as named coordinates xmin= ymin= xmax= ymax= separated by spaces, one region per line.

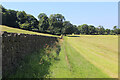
xmin=47 ymin=35 xmax=118 ymax=78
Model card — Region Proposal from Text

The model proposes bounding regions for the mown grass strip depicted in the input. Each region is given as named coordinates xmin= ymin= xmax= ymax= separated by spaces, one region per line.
xmin=67 ymin=35 xmax=118 ymax=78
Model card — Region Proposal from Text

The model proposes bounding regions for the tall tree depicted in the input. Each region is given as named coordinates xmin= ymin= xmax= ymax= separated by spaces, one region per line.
xmin=1 ymin=6 xmax=19 ymax=27
xmin=113 ymin=26 xmax=118 ymax=34
xmin=78 ymin=25 xmax=82 ymax=34
xmin=6 ymin=9 xmax=19 ymax=27
xmin=38 ymin=13 xmax=49 ymax=32
xmin=95 ymin=27 xmax=99 ymax=35
xmin=49 ymin=14 xmax=65 ymax=34
xmin=97 ymin=25 xmax=105 ymax=35
xmin=81 ymin=24 xmax=89 ymax=34
xmin=73 ymin=25 xmax=80 ymax=34
xmin=110 ymin=30 xmax=114 ymax=35
xmin=17 ymin=11 xmax=27 ymax=24
xmin=88 ymin=25 xmax=96 ymax=35
xmin=27 ymin=14 xmax=39 ymax=30
xmin=63 ymin=21 xmax=74 ymax=35
xmin=17 ymin=11 xmax=38 ymax=30
xmin=105 ymin=29 xmax=110 ymax=35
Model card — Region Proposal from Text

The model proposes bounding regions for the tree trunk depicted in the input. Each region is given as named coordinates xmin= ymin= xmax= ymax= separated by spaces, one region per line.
xmin=60 ymin=34 xmax=63 ymax=39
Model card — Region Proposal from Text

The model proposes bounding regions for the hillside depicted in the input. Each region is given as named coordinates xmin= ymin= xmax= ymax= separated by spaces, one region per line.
xmin=0 ymin=25 xmax=60 ymax=37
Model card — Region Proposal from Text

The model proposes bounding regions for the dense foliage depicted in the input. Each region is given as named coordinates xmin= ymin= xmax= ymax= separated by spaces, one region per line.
xmin=0 ymin=5 xmax=120 ymax=35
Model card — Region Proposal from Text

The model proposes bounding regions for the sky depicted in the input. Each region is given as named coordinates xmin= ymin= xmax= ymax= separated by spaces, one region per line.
xmin=1 ymin=2 xmax=118 ymax=29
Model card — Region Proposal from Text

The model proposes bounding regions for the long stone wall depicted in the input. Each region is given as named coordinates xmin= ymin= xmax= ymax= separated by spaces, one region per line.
xmin=2 ymin=32 xmax=58 ymax=78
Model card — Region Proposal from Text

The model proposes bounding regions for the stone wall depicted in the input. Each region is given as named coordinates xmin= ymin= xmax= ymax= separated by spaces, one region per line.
xmin=2 ymin=32 xmax=58 ymax=78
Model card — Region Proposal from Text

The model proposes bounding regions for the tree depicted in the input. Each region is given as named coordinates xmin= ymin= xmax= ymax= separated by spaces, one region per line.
xmin=105 ymin=29 xmax=110 ymax=35
xmin=88 ymin=25 xmax=96 ymax=35
xmin=73 ymin=25 xmax=80 ymax=34
xmin=2 ymin=10 xmax=8 ymax=25
xmin=97 ymin=25 xmax=105 ymax=35
xmin=17 ymin=11 xmax=39 ymax=30
xmin=63 ymin=21 xmax=74 ymax=35
xmin=17 ymin=11 xmax=27 ymax=24
xmin=38 ymin=13 xmax=49 ymax=32
xmin=113 ymin=26 xmax=118 ymax=35
xmin=27 ymin=14 xmax=39 ymax=30
xmin=19 ymin=21 xmax=30 ymax=30
xmin=6 ymin=9 xmax=19 ymax=27
xmin=81 ymin=24 xmax=89 ymax=34
xmin=110 ymin=30 xmax=114 ymax=35
xmin=78 ymin=25 xmax=82 ymax=34
xmin=118 ymin=29 xmax=120 ymax=34
xmin=49 ymin=14 xmax=65 ymax=34
xmin=0 ymin=5 xmax=6 ymax=12
xmin=1 ymin=6 xmax=19 ymax=27
xmin=95 ymin=27 xmax=99 ymax=35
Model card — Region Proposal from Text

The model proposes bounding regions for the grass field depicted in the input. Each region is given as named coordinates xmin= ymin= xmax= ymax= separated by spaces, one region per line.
xmin=0 ymin=25 xmax=60 ymax=37
xmin=47 ymin=35 xmax=118 ymax=78
xmin=1 ymin=25 xmax=118 ymax=78
xmin=8 ymin=35 xmax=118 ymax=78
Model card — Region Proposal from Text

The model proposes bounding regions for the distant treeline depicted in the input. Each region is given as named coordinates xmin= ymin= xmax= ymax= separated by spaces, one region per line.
xmin=0 ymin=5 xmax=119 ymax=35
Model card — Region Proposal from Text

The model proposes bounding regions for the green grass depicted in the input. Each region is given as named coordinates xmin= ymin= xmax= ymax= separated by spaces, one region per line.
xmin=8 ymin=35 xmax=118 ymax=78
xmin=47 ymin=35 xmax=118 ymax=78
xmin=3 ymin=25 xmax=118 ymax=78
xmin=0 ymin=25 xmax=60 ymax=37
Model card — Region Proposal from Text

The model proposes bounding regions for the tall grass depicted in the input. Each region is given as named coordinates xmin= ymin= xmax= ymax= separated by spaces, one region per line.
xmin=8 ymin=41 xmax=61 ymax=78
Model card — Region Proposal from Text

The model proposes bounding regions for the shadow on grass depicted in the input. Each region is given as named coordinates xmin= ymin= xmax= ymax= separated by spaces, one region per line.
xmin=68 ymin=36 xmax=80 ymax=37
xmin=8 ymin=44 xmax=61 ymax=78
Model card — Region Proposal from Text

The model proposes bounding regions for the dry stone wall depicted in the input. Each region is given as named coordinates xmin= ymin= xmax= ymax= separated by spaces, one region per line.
xmin=2 ymin=32 xmax=58 ymax=78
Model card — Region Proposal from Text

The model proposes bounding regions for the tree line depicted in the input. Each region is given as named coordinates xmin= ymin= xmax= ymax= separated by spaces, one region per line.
xmin=0 ymin=5 xmax=119 ymax=35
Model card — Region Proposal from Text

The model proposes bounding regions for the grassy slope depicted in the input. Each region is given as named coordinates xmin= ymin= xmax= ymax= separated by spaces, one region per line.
xmin=0 ymin=25 xmax=60 ymax=37
xmin=47 ymin=35 xmax=118 ymax=78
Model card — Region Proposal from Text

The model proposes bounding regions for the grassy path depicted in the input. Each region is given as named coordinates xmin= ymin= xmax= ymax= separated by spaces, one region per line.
xmin=47 ymin=35 xmax=118 ymax=78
